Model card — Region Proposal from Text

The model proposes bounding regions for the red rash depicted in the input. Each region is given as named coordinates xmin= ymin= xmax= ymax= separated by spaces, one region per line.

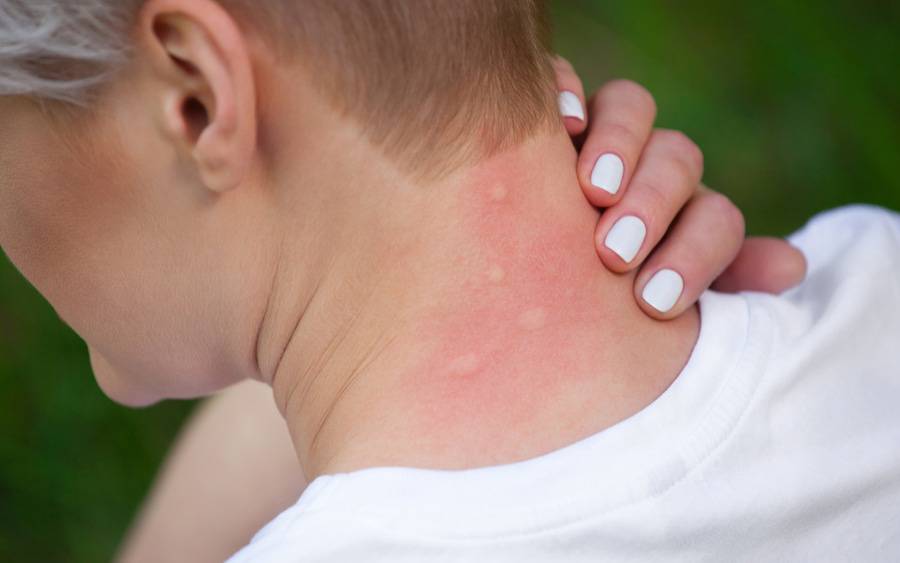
xmin=400 ymin=149 xmax=609 ymax=441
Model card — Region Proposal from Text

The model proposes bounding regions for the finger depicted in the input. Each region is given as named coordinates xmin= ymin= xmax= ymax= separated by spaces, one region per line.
xmin=552 ymin=56 xmax=587 ymax=136
xmin=594 ymin=129 xmax=704 ymax=273
xmin=577 ymin=79 xmax=657 ymax=208
xmin=633 ymin=189 xmax=746 ymax=319
xmin=712 ymin=237 xmax=807 ymax=294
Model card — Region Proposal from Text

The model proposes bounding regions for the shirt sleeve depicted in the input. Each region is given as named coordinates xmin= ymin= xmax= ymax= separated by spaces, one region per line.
xmin=786 ymin=204 xmax=900 ymax=287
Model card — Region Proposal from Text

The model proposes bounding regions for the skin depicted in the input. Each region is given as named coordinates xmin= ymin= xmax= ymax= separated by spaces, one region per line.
xmin=258 ymin=122 xmax=701 ymax=476
xmin=0 ymin=1 xmax=807 ymax=560
xmin=117 ymin=74 xmax=806 ymax=560
xmin=0 ymin=6 xmax=687 ymax=468
xmin=383 ymin=143 xmax=699 ymax=469
xmin=119 ymin=380 xmax=305 ymax=563
xmin=553 ymin=60 xmax=806 ymax=316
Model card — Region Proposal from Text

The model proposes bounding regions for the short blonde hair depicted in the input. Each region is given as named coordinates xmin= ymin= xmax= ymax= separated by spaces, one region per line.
xmin=0 ymin=1 xmax=559 ymax=180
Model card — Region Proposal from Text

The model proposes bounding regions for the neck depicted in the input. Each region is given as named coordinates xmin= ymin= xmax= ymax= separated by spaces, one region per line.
xmin=256 ymin=128 xmax=699 ymax=481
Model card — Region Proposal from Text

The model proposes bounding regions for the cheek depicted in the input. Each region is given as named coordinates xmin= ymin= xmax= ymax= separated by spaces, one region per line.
xmin=0 ymin=108 xmax=124 ymax=296
xmin=0 ymin=97 xmax=157 ymax=334
xmin=0 ymin=106 xmax=192 ymax=399
xmin=0 ymin=120 xmax=57 ymax=274
xmin=0 ymin=117 xmax=173 ymax=401
xmin=0 ymin=100 xmax=242 ymax=403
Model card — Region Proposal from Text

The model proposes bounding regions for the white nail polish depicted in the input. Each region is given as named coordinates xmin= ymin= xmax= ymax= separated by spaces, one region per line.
xmin=590 ymin=153 xmax=624 ymax=195
xmin=604 ymin=215 xmax=646 ymax=263
xmin=557 ymin=91 xmax=585 ymax=121
xmin=642 ymin=269 xmax=684 ymax=313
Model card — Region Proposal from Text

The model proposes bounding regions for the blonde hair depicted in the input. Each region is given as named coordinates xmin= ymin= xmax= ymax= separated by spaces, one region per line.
xmin=0 ymin=0 xmax=559 ymax=179
xmin=0 ymin=1 xmax=141 ymax=103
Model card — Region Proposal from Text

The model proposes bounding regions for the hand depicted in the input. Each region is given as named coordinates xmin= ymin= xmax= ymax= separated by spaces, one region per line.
xmin=553 ymin=57 xmax=807 ymax=319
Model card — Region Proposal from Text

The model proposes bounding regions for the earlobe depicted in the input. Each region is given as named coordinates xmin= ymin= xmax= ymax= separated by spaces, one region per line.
xmin=139 ymin=0 xmax=257 ymax=193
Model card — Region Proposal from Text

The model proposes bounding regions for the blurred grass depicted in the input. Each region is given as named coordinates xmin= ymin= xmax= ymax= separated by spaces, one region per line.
xmin=552 ymin=0 xmax=900 ymax=232
xmin=1 ymin=1 xmax=898 ymax=561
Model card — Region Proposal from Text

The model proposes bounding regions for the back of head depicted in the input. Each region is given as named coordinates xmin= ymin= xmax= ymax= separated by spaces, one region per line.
xmin=0 ymin=0 xmax=559 ymax=179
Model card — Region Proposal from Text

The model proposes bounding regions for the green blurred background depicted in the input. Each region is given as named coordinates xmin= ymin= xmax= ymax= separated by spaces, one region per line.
xmin=1 ymin=1 xmax=898 ymax=560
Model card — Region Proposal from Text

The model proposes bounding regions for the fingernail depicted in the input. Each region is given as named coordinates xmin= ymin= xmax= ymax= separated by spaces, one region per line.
xmin=557 ymin=91 xmax=585 ymax=120
xmin=604 ymin=215 xmax=646 ymax=263
xmin=590 ymin=153 xmax=624 ymax=195
xmin=642 ymin=269 xmax=684 ymax=313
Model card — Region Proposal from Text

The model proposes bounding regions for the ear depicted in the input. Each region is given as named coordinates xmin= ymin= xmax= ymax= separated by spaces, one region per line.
xmin=137 ymin=0 xmax=257 ymax=192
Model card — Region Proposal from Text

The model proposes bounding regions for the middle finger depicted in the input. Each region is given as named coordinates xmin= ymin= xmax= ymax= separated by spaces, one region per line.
xmin=593 ymin=128 xmax=705 ymax=272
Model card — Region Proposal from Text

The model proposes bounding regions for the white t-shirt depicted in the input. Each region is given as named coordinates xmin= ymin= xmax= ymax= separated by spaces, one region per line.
xmin=229 ymin=205 xmax=900 ymax=562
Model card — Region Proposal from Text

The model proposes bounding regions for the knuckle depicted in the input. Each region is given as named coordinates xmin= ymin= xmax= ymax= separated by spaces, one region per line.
xmin=705 ymin=192 xmax=746 ymax=239
xmin=644 ymin=135 xmax=697 ymax=199
xmin=655 ymin=129 xmax=704 ymax=175
xmin=596 ymin=120 xmax=643 ymax=152
xmin=632 ymin=176 xmax=675 ymax=216
xmin=553 ymin=55 xmax=575 ymax=72
xmin=606 ymin=79 xmax=657 ymax=116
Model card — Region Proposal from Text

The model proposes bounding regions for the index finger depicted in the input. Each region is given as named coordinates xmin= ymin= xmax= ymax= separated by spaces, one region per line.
xmin=552 ymin=56 xmax=587 ymax=137
xmin=576 ymin=79 xmax=657 ymax=209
